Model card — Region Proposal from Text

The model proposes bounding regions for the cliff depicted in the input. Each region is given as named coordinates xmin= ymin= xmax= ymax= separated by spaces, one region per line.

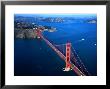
xmin=15 ymin=29 xmax=37 ymax=39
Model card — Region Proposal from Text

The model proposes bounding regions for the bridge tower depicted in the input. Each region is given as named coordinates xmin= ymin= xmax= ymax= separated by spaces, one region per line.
xmin=36 ymin=29 xmax=42 ymax=38
xmin=63 ymin=42 xmax=71 ymax=71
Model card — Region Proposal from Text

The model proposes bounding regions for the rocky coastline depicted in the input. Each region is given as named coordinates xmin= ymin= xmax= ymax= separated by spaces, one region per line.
xmin=14 ymin=21 xmax=56 ymax=39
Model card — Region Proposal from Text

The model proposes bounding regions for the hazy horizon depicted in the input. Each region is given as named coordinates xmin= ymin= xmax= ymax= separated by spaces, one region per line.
xmin=14 ymin=14 xmax=97 ymax=18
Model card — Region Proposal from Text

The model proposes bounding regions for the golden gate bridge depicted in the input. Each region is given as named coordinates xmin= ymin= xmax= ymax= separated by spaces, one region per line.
xmin=36 ymin=29 xmax=90 ymax=76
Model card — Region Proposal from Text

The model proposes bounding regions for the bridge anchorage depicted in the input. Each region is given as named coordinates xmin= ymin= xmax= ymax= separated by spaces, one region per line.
xmin=36 ymin=29 xmax=90 ymax=76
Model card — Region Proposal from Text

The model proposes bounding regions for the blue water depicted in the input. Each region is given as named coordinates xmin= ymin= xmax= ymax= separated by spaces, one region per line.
xmin=14 ymin=21 xmax=97 ymax=76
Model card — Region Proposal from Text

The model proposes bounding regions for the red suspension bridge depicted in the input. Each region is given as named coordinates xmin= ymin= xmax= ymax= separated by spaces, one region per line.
xmin=36 ymin=29 xmax=90 ymax=76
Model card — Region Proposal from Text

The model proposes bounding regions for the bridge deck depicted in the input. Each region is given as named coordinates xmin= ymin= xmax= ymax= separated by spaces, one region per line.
xmin=40 ymin=35 xmax=85 ymax=76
